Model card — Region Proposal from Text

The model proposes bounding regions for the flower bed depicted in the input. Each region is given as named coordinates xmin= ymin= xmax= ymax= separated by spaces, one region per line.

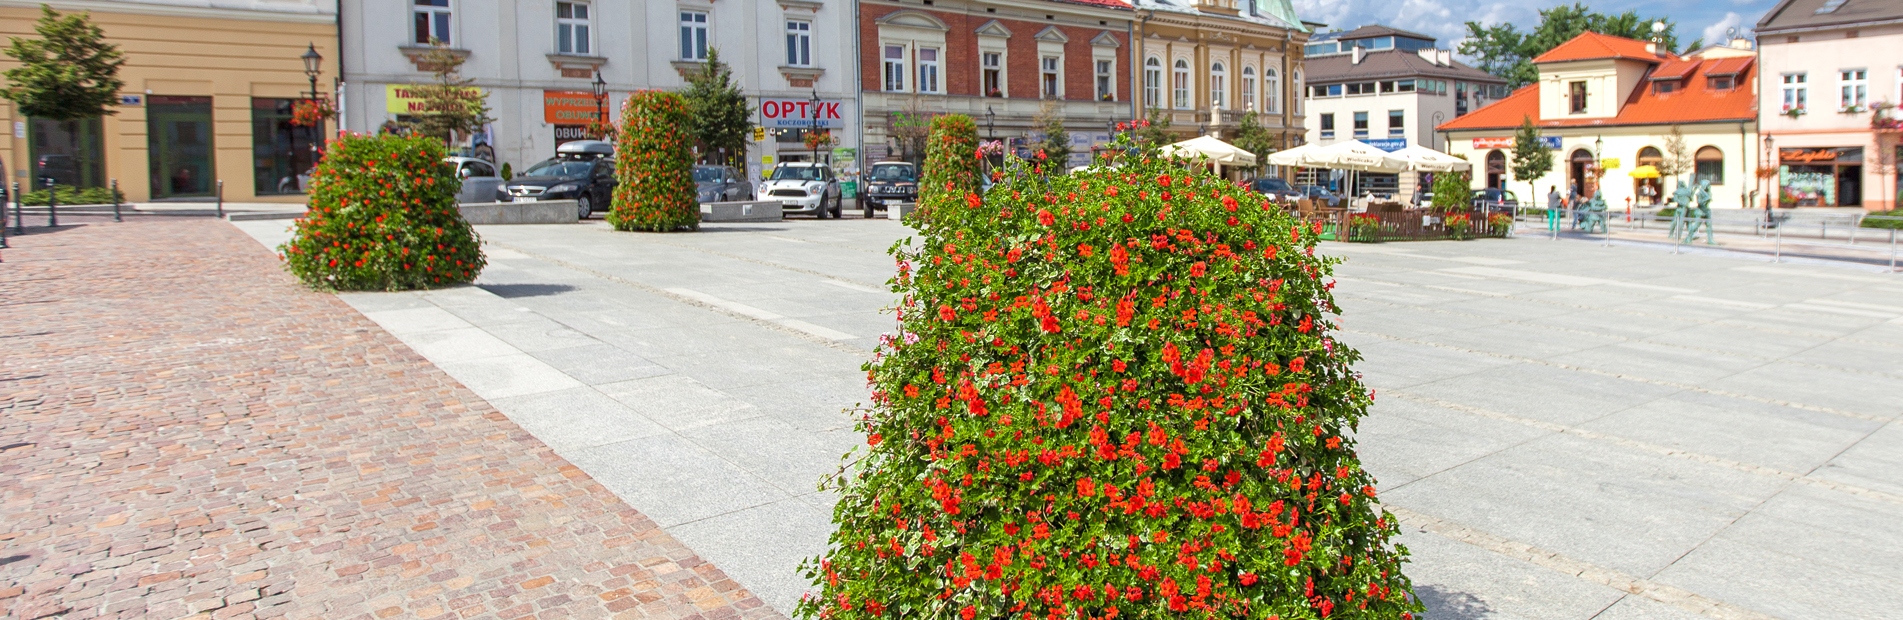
xmin=278 ymin=134 xmax=484 ymax=290
xmin=799 ymin=135 xmax=1421 ymax=620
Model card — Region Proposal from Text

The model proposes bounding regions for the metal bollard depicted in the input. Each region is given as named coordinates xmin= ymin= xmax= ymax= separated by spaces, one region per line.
xmin=10 ymin=182 xmax=20 ymax=235
xmin=47 ymin=182 xmax=57 ymax=228
xmin=216 ymin=180 xmax=224 ymax=219
xmin=1891 ymin=228 xmax=1897 ymax=272
xmin=1774 ymin=222 xmax=1783 ymax=263
xmin=111 ymin=179 xmax=121 ymax=222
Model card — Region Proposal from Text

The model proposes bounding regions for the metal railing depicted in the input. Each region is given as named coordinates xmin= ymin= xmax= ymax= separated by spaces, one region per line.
xmin=1516 ymin=206 xmax=1900 ymax=271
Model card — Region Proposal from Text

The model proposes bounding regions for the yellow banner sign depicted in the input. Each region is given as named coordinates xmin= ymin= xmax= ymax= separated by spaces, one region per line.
xmin=1599 ymin=158 xmax=1620 ymax=169
xmin=386 ymin=84 xmax=483 ymax=114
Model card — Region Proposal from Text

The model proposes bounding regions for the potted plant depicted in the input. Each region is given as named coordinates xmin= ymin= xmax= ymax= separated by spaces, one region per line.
xmin=290 ymin=97 xmax=337 ymax=127
xmin=1348 ymin=213 xmax=1382 ymax=242
xmin=1444 ymin=212 xmax=1473 ymax=240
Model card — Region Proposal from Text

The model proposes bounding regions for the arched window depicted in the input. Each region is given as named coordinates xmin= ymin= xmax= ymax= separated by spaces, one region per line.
xmin=1293 ymin=70 xmax=1302 ymax=114
xmin=1241 ymin=66 xmax=1256 ymax=111
xmin=1485 ymin=149 xmax=1506 ymax=189
xmin=1694 ymin=146 xmax=1725 ymax=185
xmin=1210 ymin=62 xmax=1227 ymax=109
xmin=1635 ymin=146 xmax=1664 ymax=205
xmin=1144 ymin=57 xmax=1161 ymax=109
xmin=1568 ymin=148 xmax=1594 ymax=196
xmin=1266 ymin=68 xmax=1279 ymax=113
xmin=1173 ymin=59 xmax=1191 ymax=109
xmin=1636 ymin=146 xmax=1663 ymax=165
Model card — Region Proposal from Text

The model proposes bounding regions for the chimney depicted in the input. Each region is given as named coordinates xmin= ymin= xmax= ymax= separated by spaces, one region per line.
xmin=1439 ymin=49 xmax=1452 ymax=65
xmin=1418 ymin=49 xmax=1437 ymax=65
xmin=1645 ymin=41 xmax=1657 ymax=55
xmin=1729 ymin=37 xmax=1753 ymax=50
xmin=1352 ymin=46 xmax=1364 ymax=65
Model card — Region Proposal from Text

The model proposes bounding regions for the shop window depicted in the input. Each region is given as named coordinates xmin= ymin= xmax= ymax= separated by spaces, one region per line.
xmin=556 ymin=2 xmax=591 ymax=55
xmin=1694 ymin=146 xmax=1725 ymax=186
xmin=414 ymin=0 xmax=451 ymax=45
xmin=29 ymin=117 xmax=104 ymax=189
xmin=252 ymin=98 xmax=319 ymax=195
xmin=147 ymin=96 xmax=216 ymax=199
xmin=679 ymin=11 xmax=708 ymax=60
xmin=1143 ymin=57 xmax=1161 ymax=108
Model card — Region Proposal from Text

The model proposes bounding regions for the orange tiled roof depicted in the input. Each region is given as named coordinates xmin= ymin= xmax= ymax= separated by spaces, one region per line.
xmin=1705 ymin=56 xmax=1754 ymax=76
xmin=1436 ymin=56 xmax=1756 ymax=131
xmin=1531 ymin=31 xmax=1670 ymax=63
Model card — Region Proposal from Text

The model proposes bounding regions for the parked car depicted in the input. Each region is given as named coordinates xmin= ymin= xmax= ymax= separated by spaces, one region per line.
xmin=498 ymin=140 xmax=617 ymax=219
xmin=694 ymin=165 xmax=751 ymax=203
xmin=1246 ymin=177 xmax=1302 ymax=201
xmin=1472 ymin=187 xmax=1520 ymax=213
xmin=445 ymin=156 xmax=503 ymax=204
xmin=759 ymin=162 xmax=842 ymax=219
xmin=1295 ymin=184 xmax=1343 ymax=207
xmin=861 ymin=161 xmax=917 ymax=217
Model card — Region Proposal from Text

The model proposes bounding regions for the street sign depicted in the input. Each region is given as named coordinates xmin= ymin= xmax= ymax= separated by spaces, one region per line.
xmin=1364 ymin=138 xmax=1406 ymax=152
xmin=1471 ymin=136 xmax=1561 ymax=149
xmin=762 ymin=155 xmax=774 ymax=165
xmin=758 ymin=98 xmax=845 ymax=129
xmin=753 ymin=127 xmax=766 ymax=141
xmin=543 ymin=90 xmax=603 ymax=123
xmin=1599 ymin=158 xmax=1621 ymax=169
xmin=832 ymin=147 xmax=856 ymax=162
xmin=118 ymin=95 xmax=142 ymax=106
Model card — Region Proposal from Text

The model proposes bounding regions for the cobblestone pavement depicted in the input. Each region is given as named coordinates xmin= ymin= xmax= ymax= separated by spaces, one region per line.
xmin=0 ymin=216 xmax=783 ymax=620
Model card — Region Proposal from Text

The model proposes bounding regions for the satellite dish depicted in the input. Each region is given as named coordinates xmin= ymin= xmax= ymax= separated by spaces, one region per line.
xmin=1651 ymin=21 xmax=1666 ymax=34
xmin=1727 ymin=27 xmax=1738 ymax=40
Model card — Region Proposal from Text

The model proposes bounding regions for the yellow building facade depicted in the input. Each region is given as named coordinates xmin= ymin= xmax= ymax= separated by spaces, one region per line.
xmin=1129 ymin=0 xmax=1310 ymax=149
xmin=0 ymin=1 xmax=338 ymax=203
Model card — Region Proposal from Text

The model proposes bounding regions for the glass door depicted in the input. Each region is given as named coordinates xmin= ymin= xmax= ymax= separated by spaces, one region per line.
xmin=148 ymin=96 xmax=215 ymax=199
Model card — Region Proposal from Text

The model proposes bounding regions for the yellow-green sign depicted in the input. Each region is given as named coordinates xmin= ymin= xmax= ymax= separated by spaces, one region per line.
xmin=1599 ymin=158 xmax=1621 ymax=169
xmin=386 ymin=84 xmax=483 ymax=114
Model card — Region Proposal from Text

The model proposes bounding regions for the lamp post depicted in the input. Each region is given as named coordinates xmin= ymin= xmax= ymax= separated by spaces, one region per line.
xmin=300 ymin=42 xmax=325 ymax=166
xmin=1764 ymin=134 xmax=1777 ymax=210
xmin=591 ymin=70 xmax=607 ymax=135
xmin=808 ymin=89 xmax=822 ymax=166
xmin=1593 ymin=135 xmax=1604 ymax=194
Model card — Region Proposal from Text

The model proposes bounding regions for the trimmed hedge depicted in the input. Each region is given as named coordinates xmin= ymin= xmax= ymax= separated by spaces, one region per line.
xmin=919 ymin=114 xmax=981 ymax=220
xmin=20 ymin=186 xmax=125 ymax=206
xmin=610 ymin=90 xmax=698 ymax=232
xmin=278 ymin=134 xmax=484 ymax=291
xmin=799 ymin=136 xmax=1421 ymax=620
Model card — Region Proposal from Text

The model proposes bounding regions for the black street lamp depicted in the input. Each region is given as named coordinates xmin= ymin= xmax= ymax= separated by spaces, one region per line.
xmin=809 ymin=89 xmax=822 ymax=165
xmin=300 ymin=42 xmax=325 ymax=166
xmin=591 ymin=70 xmax=608 ymax=130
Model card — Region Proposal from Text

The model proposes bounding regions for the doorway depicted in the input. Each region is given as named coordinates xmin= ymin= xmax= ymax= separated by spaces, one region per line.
xmin=1568 ymin=148 xmax=1593 ymax=197
xmin=147 ymin=96 xmax=215 ymax=199
xmin=1485 ymin=149 xmax=1505 ymax=189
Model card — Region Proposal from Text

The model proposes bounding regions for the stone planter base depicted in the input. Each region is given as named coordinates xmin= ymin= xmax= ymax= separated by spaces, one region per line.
xmin=459 ymin=200 xmax=580 ymax=225
xmin=701 ymin=200 xmax=784 ymax=222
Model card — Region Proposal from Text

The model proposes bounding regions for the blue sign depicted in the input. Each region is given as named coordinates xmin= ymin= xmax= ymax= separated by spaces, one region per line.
xmin=118 ymin=95 xmax=142 ymax=106
xmin=1538 ymin=136 xmax=1562 ymax=149
xmin=1364 ymin=139 xmax=1407 ymax=152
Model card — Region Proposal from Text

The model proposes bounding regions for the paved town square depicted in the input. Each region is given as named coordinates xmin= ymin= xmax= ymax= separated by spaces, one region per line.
xmin=201 ymin=215 xmax=1903 ymax=620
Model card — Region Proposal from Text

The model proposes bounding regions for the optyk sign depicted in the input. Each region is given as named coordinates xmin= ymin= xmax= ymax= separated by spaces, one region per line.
xmin=760 ymin=98 xmax=845 ymax=129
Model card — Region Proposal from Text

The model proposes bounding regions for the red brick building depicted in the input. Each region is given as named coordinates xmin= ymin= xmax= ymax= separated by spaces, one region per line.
xmin=858 ymin=0 xmax=1137 ymax=167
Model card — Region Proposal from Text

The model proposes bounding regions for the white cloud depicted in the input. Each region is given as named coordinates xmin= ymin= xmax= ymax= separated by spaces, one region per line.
xmin=1701 ymin=11 xmax=1744 ymax=46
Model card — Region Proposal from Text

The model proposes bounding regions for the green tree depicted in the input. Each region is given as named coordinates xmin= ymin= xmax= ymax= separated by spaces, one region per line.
xmin=406 ymin=41 xmax=494 ymax=148
xmin=1459 ymin=3 xmax=1684 ymax=88
xmin=682 ymin=48 xmax=754 ymax=169
xmin=1135 ymin=107 xmax=1175 ymax=147
xmin=1431 ymin=170 xmax=1474 ymax=213
xmin=797 ymin=131 xmax=1424 ymax=620
xmin=1 ymin=5 xmax=124 ymax=122
xmin=1230 ymin=111 xmax=1281 ymax=175
xmin=1033 ymin=101 xmax=1071 ymax=171
xmin=1511 ymin=117 xmax=1554 ymax=206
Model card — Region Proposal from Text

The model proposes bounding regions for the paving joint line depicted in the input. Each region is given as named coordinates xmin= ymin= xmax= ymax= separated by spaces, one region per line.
xmin=1383 ymin=390 xmax=1903 ymax=507
xmin=483 ymin=240 xmax=875 ymax=359
xmin=1343 ymin=328 xmax=1894 ymax=423
xmin=1383 ymin=505 xmax=1780 ymax=620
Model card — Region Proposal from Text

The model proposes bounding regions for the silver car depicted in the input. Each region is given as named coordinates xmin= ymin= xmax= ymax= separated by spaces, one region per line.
xmin=445 ymin=156 xmax=504 ymax=204
xmin=694 ymin=165 xmax=751 ymax=203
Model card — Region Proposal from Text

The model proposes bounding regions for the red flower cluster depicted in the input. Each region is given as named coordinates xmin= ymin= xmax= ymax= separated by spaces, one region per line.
xmin=798 ymin=133 xmax=1421 ymax=620
xmin=278 ymin=134 xmax=484 ymax=290
xmin=609 ymin=90 xmax=699 ymax=232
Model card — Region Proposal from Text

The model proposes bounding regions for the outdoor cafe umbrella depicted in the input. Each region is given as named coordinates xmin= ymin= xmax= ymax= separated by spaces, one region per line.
xmin=1390 ymin=144 xmax=1472 ymax=172
xmin=1160 ymin=135 xmax=1257 ymax=177
xmin=1265 ymin=142 xmax=1319 ymax=167
xmin=1628 ymin=165 xmax=1661 ymax=179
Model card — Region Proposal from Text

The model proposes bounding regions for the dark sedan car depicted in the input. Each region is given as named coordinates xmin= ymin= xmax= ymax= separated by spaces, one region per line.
xmin=498 ymin=140 xmax=617 ymax=219
xmin=861 ymin=161 xmax=918 ymax=217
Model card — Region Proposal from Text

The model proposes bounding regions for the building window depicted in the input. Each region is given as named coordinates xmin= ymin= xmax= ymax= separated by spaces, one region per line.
xmin=1042 ymin=57 xmax=1060 ymax=98
xmin=1266 ymin=68 xmax=1278 ymax=113
xmin=1840 ymin=69 xmax=1867 ymax=109
xmin=785 ymin=21 xmax=811 ymax=67
xmin=1096 ymin=60 xmax=1113 ymax=101
xmin=918 ymin=48 xmax=940 ymax=94
xmin=1144 ymin=57 xmax=1161 ymax=108
xmin=1709 ymin=75 xmax=1734 ymax=90
xmin=1388 ymin=109 xmax=1404 ymax=138
xmin=1568 ymin=81 xmax=1587 ymax=113
xmin=1353 ymin=111 xmax=1368 ymax=139
xmin=1294 ymin=70 xmax=1301 ymax=115
xmin=883 ymin=45 xmax=907 ymax=92
xmin=679 ymin=11 xmax=708 ymax=60
xmin=1173 ymin=59 xmax=1190 ymax=109
xmin=1210 ymin=62 xmax=1226 ymax=109
xmin=556 ymin=2 xmax=590 ymax=55
xmin=1693 ymin=146 xmax=1724 ymax=185
xmin=252 ymin=98 xmax=317 ymax=195
xmin=1782 ymin=73 xmax=1807 ymax=113
xmin=414 ymin=0 xmax=451 ymax=45
xmin=1241 ymin=66 xmax=1256 ymax=111
xmin=983 ymin=52 xmax=1003 ymax=97
xmin=1653 ymin=79 xmax=1678 ymax=95
xmin=1319 ymin=113 xmax=1334 ymax=140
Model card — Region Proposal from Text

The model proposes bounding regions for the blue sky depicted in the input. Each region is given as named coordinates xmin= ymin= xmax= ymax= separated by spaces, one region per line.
xmin=1292 ymin=0 xmax=1777 ymax=55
